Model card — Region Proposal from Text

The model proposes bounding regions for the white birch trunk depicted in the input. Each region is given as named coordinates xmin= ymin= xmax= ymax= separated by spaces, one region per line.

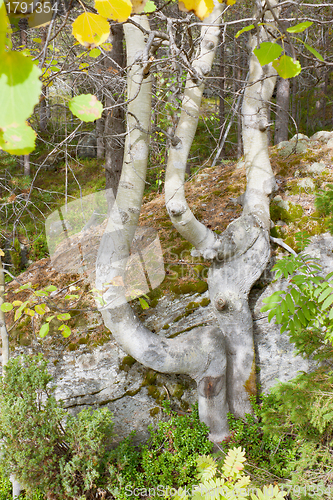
xmin=0 ymin=256 xmax=9 ymax=368
xmin=97 ymin=0 xmax=279 ymax=441
xmin=96 ymin=6 xmax=230 ymax=441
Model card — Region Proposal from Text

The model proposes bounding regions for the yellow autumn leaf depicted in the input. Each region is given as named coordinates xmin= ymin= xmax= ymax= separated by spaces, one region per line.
xmin=95 ymin=0 xmax=132 ymax=22
xmin=179 ymin=0 xmax=214 ymax=21
xmin=72 ymin=12 xmax=110 ymax=49
xmin=131 ymin=0 xmax=147 ymax=14
xmin=24 ymin=308 xmax=35 ymax=317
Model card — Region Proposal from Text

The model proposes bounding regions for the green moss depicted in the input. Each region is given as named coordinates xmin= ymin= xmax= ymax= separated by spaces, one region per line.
xmin=119 ymin=355 xmax=136 ymax=372
xmin=78 ymin=337 xmax=88 ymax=345
xmin=168 ymin=323 xmax=207 ymax=338
xmin=172 ymin=241 xmax=192 ymax=258
xmin=270 ymin=226 xmax=283 ymax=238
xmin=162 ymin=324 xmax=170 ymax=330
xmin=185 ymin=301 xmax=200 ymax=311
xmin=171 ymin=281 xmax=208 ymax=295
xmin=149 ymin=407 xmax=160 ymax=417
xmin=126 ymin=388 xmax=141 ymax=397
xmin=68 ymin=343 xmax=77 ymax=351
xmin=147 ymin=288 xmax=163 ymax=309
xmin=172 ymin=384 xmax=184 ymax=400
xmin=226 ymin=184 xmax=241 ymax=194
xmin=180 ymin=400 xmax=190 ymax=411
xmin=147 ymin=385 xmax=161 ymax=400
xmin=174 ymin=315 xmax=183 ymax=323
xmin=286 ymin=180 xmax=315 ymax=195
xmin=142 ymin=369 xmax=157 ymax=386
xmin=200 ymin=297 xmax=210 ymax=307
xmin=270 ymin=202 xmax=303 ymax=223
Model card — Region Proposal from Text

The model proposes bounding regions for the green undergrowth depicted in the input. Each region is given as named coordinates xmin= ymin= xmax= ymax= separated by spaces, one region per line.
xmin=108 ymin=401 xmax=213 ymax=500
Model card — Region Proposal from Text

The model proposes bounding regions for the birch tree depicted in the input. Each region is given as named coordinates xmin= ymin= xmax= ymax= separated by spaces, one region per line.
xmin=95 ymin=0 xmax=280 ymax=442
xmin=1 ymin=0 xmax=324 ymax=443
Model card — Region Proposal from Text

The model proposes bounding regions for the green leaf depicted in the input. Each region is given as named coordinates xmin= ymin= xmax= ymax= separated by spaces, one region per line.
xmin=301 ymin=304 xmax=311 ymax=321
xmin=235 ymin=24 xmax=254 ymax=39
xmin=318 ymin=286 xmax=333 ymax=303
xmin=329 ymin=308 xmax=333 ymax=320
xmin=57 ymin=313 xmax=71 ymax=321
xmin=44 ymin=285 xmax=57 ymax=292
xmin=14 ymin=300 xmax=29 ymax=321
xmin=89 ymin=48 xmax=101 ymax=58
xmin=46 ymin=315 xmax=55 ymax=322
xmin=58 ymin=324 xmax=71 ymax=338
xmin=297 ymin=309 xmax=307 ymax=327
xmin=272 ymin=55 xmax=301 ymax=79
xmin=39 ymin=323 xmax=50 ymax=338
xmin=290 ymin=288 xmax=300 ymax=303
xmin=286 ymin=21 xmax=313 ymax=33
xmin=35 ymin=290 xmax=49 ymax=297
xmin=321 ymin=294 xmax=333 ymax=311
xmin=254 ymin=42 xmax=282 ymax=66
xmin=138 ymin=297 xmax=149 ymax=310
xmin=285 ymin=294 xmax=295 ymax=314
xmin=0 ymin=121 xmax=36 ymax=155
xmin=144 ymin=0 xmax=156 ymax=12
xmin=275 ymin=307 xmax=282 ymax=324
xmin=0 ymin=302 xmax=13 ymax=312
xmin=268 ymin=310 xmax=276 ymax=323
xmin=34 ymin=304 xmax=47 ymax=315
xmin=294 ymin=315 xmax=302 ymax=331
xmin=69 ymin=94 xmax=103 ymax=122
xmin=288 ymin=319 xmax=295 ymax=334
xmin=303 ymin=42 xmax=324 ymax=62
xmin=0 ymin=51 xmax=42 ymax=128
xmin=18 ymin=282 xmax=32 ymax=290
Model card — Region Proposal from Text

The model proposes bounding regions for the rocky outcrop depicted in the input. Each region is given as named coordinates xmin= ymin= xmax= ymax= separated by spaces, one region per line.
xmin=3 ymin=234 xmax=331 ymax=442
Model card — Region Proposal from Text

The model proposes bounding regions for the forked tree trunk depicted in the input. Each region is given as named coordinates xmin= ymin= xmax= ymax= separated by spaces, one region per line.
xmin=96 ymin=1 xmax=278 ymax=442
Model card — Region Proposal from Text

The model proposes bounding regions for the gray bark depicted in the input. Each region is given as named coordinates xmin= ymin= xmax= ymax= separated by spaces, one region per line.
xmin=0 ymin=257 xmax=9 ymax=368
xmin=274 ymin=77 xmax=290 ymax=144
xmin=104 ymin=25 xmax=125 ymax=197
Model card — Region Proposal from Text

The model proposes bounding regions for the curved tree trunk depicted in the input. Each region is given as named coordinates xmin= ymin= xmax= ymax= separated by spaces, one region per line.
xmin=96 ymin=1 xmax=279 ymax=442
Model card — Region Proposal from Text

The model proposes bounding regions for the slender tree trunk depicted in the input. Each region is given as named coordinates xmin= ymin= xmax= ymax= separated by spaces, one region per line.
xmin=274 ymin=76 xmax=290 ymax=144
xmin=19 ymin=19 xmax=30 ymax=176
xmin=236 ymin=42 xmax=242 ymax=159
xmin=104 ymin=25 xmax=125 ymax=197
xmin=0 ymin=256 xmax=9 ymax=368
xmin=96 ymin=116 xmax=105 ymax=159
xmin=291 ymin=77 xmax=296 ymax=123
xmin=0 ymin=257 xmax=21 ymax=499
xmin=219 ymin=39 xmax=226 ymax=158
xmin=40 ymin=28 xmax=48 ymax=133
